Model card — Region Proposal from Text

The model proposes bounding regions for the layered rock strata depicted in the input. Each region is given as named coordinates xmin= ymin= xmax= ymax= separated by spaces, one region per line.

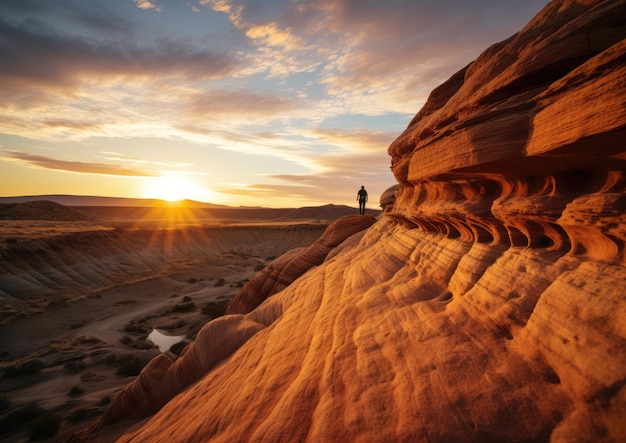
xmin=226 ymin=215 xmax=377 ymax=315
xmin=96 ymin=215 xmax=375 ymax=424
xmin=89 ymin=1 xmax=626 ymax=441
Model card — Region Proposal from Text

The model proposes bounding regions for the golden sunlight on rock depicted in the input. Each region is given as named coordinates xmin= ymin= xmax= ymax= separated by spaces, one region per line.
xmin=80 ymin=1 xmax=625 ymax=441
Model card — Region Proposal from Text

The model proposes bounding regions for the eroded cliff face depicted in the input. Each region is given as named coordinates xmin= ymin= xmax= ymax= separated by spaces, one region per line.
xmin=96 ymin=1 xmax=625 ymax=441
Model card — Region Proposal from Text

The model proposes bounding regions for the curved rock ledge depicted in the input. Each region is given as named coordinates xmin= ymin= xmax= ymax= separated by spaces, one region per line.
xmin=227 ymin=215 xmax=377 ymax=315
xmin=387 ymin=0 xmax=626 ymax=263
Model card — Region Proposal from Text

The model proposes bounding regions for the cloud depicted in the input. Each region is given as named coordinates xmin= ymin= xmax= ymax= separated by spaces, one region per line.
xmin=200 ymin=0 xmax=549 ymax=111
xmin=134 ymin=1 xmax=162 ymax=12
xmin=188 ymin=89 xmax=299 ymax=118
xmin=308 ymin=128 xmax=396 ymax=152
xmin=1 ymin=150 xmax=157 ymax=177
xmin=100 ymin=151 xmax=193 ymax=168
xmin=0 ymin=16 xmax=239 ymax=95
xmin=41 ymin=120 xmax=103 ymax=131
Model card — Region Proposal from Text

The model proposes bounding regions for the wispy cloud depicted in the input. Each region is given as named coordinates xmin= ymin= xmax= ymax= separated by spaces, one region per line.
xmin=1 ymin=150 xmax=157 ymax=177
xmin=308 ymin=128 xmax=396 ymax=152
xmin=100 ymin=151 xmax=193 ymax=168
xmin=134 ymin=0 xmax=162 ymax=12
xmin=0 ymin=0 xmax=550 ymax=205
xmin=188 ymin=89 xmax=299 ymax=118
xmin=0 ymin=16 xmax=238 ymax=96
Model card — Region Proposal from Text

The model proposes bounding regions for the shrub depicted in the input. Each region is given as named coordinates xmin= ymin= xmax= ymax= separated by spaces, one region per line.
xmin=172 ymin=301 xmax=196 ymax=312
xmin=115 ymin=356 xmax=146 ymax=377
xmin=64 ymin=360 xmax=86 ymax=374
xmin=123 ymin=321 xmax=150 ymax=335
xmin=0 ymin=395 xmax=10 ymax=413
xmin=0 ymin=403 xmax=45 ymax=434
xmin=201 ymin=300 xmax=228 ymax=318
xmin=214 ymin=278 xmax=226 ymax=287
xmin=29 ymin=413 xmax=62 ymax=441
xmin=68 ymin=407 xmax=96 ymax=424
xmin=4 ymin=359 xmax=44 ymax=377
xmin=68 ymin=386 xmax=84 ymax=396
xmin=119 ymin=336 xmax=134 ymax=346
xmin=169 ymin=341 xmax=188 ymax=356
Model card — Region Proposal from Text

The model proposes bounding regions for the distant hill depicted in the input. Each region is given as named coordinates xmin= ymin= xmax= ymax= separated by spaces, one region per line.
xmin=0 ymin=196 xmax=380 ymax=222
xmin=0 ymin=201 xmax=92 ymax=221
xmin=0 ymin=195 xmax=229 ymax=208
xmin=78 ymin=203 xmax=379 ymax=222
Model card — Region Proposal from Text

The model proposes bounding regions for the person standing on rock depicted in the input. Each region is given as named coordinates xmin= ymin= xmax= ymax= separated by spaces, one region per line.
xmin=357 ymin=185 xmax=368 ymax=214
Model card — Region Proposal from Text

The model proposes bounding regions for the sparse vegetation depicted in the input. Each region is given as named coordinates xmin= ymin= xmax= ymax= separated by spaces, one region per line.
xmin=68 ymin=386 xmax=84 ymax=396
xmin=172 ymin=301 xmax=196 ymax=312
xmin=0 ymin=402 xmax=45 ymax=435
xmin=120 ymin=335 xmax=156 ymax=350
xmin=29 ymin=412 xmax=62 ymax=441
xmin=201 ymin=300 xmax=229 ymax=318
xmin=0 ymin=395 xmax=11 ymax=413
xmin=123 ymin=321 xmax=150 ymax=335
xmin=158 ymin=319 xmax=186 ymax=330
xmin=115 ymin=355 xmax=148 ymax=377
xmin=68 ymin=406 xmax=99 ymax=424
xmin=64 ymin=360 xmax=86 ymax=374
xmin=214 ymin=278 xmax=226 ymax=287
xmin=3 ymin=359 xmax=44 ymax=378
xmin=169 ymin=341 xmax=189 ymax=355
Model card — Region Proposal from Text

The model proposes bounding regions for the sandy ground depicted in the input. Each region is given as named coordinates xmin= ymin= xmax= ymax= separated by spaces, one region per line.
xmin=0 ymin=218 xmax=326 ymax=442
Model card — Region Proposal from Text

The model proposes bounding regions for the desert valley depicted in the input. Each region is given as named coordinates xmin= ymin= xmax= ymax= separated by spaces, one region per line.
xmin=0 ymin=199 xmax=371 ymax=441
xmin=1 ymin=0 xmax=626 ymax=441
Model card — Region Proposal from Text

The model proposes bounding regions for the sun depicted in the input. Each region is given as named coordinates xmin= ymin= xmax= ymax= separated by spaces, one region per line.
xmin=143 ymin=174 xmax=209 ymax=202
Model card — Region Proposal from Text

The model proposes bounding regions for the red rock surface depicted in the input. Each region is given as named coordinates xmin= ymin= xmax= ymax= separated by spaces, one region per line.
xmin=227 ymin=214 xmax=377 ymax=315
xmin=89 ymin=1 xmax=626 ymax=441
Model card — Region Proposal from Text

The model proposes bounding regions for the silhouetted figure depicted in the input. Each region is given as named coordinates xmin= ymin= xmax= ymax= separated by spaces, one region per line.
xmin=357 ymin=185 xmax=368 ymax=214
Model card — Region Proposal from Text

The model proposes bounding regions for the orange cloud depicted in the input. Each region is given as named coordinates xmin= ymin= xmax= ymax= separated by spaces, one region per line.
xmin=308 ymin=128 xmax=396 ymax=152
xmin=134 ymin=0 xmax=161 ymax=12
xmin=188 ymin=90 xmax=298 ymax=118
xmin=1 ymin=150 xmax=157 ymax=177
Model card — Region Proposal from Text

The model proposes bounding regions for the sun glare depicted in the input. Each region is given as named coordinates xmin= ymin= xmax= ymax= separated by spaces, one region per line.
xmin=143 ymin=175 xmax=208 ymax=202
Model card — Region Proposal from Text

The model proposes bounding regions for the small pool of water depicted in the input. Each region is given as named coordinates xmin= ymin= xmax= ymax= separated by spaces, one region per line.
xmin=147 ymin=329 xmax=185 ymax=353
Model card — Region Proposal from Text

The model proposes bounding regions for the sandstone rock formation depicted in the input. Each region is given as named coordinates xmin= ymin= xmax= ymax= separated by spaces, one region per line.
xmin=91 ymin=1 xmax=626 ymax=441
xmin=379 ymin=184 xmax=399 ymax=212
xmin=92 ymin=215 xmax=376 ymax=425
xmin=226 ymin=215 xmax=377 ymax=315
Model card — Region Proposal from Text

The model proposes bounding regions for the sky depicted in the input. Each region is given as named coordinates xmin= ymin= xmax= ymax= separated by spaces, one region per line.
xmin=0 ymin=0 xmax=550 ymax=208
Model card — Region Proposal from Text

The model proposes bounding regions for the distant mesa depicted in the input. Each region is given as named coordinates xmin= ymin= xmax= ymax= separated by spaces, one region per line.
xmin=0 ymin=195 xmax=381 ymax=222
xmin=0 ymin=194 xmax=229 ymax=208
xmin=0 ymin=200 xmax=92 ymax=221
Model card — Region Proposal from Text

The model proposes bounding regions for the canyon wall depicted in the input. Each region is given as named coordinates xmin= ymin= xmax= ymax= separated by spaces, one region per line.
xmin=97 ymin=1 xmax=626 ymax=441
xmin=0 ymin=224 xmax=325 ymax=324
